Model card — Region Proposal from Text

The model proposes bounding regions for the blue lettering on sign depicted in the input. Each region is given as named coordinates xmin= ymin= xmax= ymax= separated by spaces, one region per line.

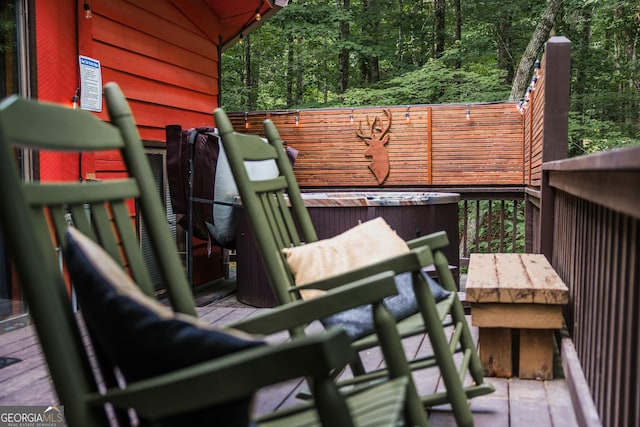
xmin=80 ymin=57 xmax=99 ymax=68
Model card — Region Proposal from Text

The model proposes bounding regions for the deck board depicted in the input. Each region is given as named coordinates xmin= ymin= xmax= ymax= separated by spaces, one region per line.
xmin=0 ymin=293 xmax=579 ymax=426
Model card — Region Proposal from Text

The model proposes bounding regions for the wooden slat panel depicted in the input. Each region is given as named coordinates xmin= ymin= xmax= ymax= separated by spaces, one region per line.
xmin=226 ymin=103 xmax=523 ymax=188
xmin=527 ymin=58 xmax=546 ymax=187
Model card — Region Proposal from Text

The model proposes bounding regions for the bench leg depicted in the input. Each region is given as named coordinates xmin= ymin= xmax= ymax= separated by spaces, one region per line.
xmin=519 ymin=329 xmax=554 ymax=380
xmin=479 ymin=327 xmax=512 ymax=378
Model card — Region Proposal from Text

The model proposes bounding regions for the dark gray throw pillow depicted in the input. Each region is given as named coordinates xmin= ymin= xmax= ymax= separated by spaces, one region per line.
xmin=64 ymin=227 xmax=265 ymax=427
xmin=320 ymin=270 xmax=450 ymax=340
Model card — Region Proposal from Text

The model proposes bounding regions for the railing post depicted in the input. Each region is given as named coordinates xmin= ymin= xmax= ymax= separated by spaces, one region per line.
xmin=539 ymin=36 xmax=570 ymax=259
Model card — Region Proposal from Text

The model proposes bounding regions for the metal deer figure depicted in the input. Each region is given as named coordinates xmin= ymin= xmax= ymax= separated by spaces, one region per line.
xmin=356 ymin=109 xmax=392 ymax=184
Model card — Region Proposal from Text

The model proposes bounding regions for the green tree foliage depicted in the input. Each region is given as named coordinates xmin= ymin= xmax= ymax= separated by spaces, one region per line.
xmin=558 ymin=0 xmax=640 ymax=154
xmin=341 ymin=59 xmax=509 ymax=106
xmin=221 ymin=0 xmax=640 ymax=153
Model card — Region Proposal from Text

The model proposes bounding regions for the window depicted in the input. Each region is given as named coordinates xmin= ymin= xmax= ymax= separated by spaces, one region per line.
xmin=1 ymin=0 xmax=32 ymax=330
xmin=1 ymin=3 xmax=18 ymax=96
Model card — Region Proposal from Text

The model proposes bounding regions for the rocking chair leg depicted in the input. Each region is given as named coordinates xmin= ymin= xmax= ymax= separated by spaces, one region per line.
xmin=413 ymin=273 xmax=475 ymax=427
xmin=434 ymin=252 xmax=487 ymax=386
xmin=373 ymin=302 xmax=429 ymax=427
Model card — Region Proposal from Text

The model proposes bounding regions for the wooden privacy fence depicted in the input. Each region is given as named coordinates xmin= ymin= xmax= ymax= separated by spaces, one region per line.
xmin=523 ymin=37 xmax=571 ymax=256
xmin=225 ymin=102 xmax=523 ymax=188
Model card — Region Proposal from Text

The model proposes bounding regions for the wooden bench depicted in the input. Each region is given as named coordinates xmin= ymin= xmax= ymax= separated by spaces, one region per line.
xmin=465 ymin=253 xmax=569 ymax=380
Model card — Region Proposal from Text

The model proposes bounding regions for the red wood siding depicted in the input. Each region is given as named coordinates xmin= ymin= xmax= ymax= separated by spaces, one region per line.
xmin=35 ymin=0 xmax=226 ymax=181
xmin=35 ymin=0 xmax=81 ymax=181
xmin=89 ymin=0 xmax=220 ymax=143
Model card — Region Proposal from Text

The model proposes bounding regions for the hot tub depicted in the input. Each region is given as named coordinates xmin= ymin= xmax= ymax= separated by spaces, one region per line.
xmin=234 ymin=191 xmax=460 ymax=307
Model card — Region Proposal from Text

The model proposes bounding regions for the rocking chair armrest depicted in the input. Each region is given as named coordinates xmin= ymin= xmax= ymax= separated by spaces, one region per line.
xmin=406 ymin=230 xmax=450 ymax=251
xmin=229 ymin=271 xmax=398 ymax=336
xmin=289 ymin=246 xmax=436 ymax=296
xmin=87 ymin=328 xmax=353 ymax=419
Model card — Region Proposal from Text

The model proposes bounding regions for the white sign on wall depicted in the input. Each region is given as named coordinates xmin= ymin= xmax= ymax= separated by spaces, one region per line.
xmin=78 ymin=55 xmax=102 ymax=112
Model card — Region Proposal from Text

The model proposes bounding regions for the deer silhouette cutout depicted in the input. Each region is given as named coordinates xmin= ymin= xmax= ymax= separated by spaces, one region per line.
xmin=356 ymin=109 xmax=392 ymax=184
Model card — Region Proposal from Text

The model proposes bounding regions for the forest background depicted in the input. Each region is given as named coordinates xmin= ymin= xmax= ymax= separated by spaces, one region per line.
xmin=221 ymin=0 xmax=640 ymax=156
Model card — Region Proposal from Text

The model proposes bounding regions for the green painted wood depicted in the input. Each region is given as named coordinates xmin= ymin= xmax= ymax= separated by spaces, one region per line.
xmin=0 ymin=83 xmax=408 ymax=427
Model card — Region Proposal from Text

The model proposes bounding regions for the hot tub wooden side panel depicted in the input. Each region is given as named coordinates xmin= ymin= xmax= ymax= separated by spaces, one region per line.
xmin=234 ymin=196 xmax=460 ymax=308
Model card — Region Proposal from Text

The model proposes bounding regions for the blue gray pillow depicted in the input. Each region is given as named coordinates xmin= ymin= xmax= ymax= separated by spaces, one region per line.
xmin=321 ymin=270 xmax=450 ymax=340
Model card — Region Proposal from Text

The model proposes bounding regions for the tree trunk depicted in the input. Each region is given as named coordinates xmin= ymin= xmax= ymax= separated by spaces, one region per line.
xmin=496 ymin=17 xmax=514 ymax=84
xmin=613 ymin=4 xmax=639 ymax=126
xmin=434 ymin=0 xmax=445 ymax=57
xmin=369 ymin=0 xmax=381 ymax=83
xmin=575 ymin=6 xmax=593 ymax=109
xmin=323 ymin=39 xmax=328 ymax=103
xmin=286 ymin=35 xmax=294 ymax=107
xmin=359 ymin=55 xmax=370 ymax=84
xmin=454 ymin=0 xmax=462 ymax=68
xmin=454 ymin=0 xmax=461 ymax=43
xmin=244 ymin=34 xmax=254 ymax=110
xmin=396 ymin=0 xmax=403 ymax=63
xmin=337 ymin=0 xmax=350 ymax=95
xmin=295 ymin=37 xmax=304 ymax=105
xmin=572 ymin=4 xmax=593 ymax=153
xmin=369 ymin=57 xmax=379 ymax=83
xmin=359 ymin=0 xmax=381 ymax=84
xmin=509 ymin=0 xmax=563 ymax=100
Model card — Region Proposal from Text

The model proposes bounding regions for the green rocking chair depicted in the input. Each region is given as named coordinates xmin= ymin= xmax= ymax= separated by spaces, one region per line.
xmin=0 ymin=83 xmax=411 ymax=427
xmin=214 ymin=108 xmax=496 ymax=427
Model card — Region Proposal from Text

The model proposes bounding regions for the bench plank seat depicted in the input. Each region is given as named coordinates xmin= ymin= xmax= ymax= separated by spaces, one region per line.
xmin=466 ymin=253 xmax=568 ymax=305
xmin=466 ymin=253 xmax=569 ymax=380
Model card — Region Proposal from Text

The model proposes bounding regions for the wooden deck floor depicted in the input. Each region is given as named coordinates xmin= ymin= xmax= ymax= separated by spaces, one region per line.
xmin=0 ymin=292 xmax=579 ymax=426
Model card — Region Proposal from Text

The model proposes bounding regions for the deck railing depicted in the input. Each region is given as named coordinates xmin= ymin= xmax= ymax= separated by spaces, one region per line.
xmin=454 ymin=188 xmax=525 ymax=266
xmin=539 ymin=146 xmax=640 ymax=427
